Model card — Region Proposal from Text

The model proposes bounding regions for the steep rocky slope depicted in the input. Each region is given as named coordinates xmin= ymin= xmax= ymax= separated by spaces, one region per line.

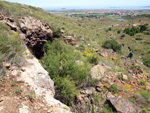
xmin=1 ymin=48 xmax=71 ymax=113
xmin=0 ymin=2 xmax=71 ymax=112
xmin=0 ymin=1 xmax=150 ymax=113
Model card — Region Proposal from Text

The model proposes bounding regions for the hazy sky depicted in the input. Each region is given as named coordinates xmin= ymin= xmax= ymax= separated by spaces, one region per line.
xmin=6 ymin=0 xmax=150 ymax=9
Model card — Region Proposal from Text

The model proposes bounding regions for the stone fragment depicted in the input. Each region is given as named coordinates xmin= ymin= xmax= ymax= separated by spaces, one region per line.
xmin=123 ymin=74 xmax=128 ymax=80
xmin=2 ymin=62 xmax=11 ymax=68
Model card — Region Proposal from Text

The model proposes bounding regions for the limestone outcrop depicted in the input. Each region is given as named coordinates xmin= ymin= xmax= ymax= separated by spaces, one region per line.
xmin=2 ymin=48 xmax=71 ymax=113
xmin=19 ymin=16 xmax=53 ymax=58
xmin=0 ymin=15 xmax=53 ymax=58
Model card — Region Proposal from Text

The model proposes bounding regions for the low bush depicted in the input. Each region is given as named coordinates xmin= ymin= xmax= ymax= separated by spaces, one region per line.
xmin=15 ymin=88 xmax=22 ymax=94
xmin=53 ymin=28 xmax=61 ymax=37
xmin=144 ymin=31 xmax=150 ymax=35
xmin=121 ymin=34 xmax=125 ymax=37
xmin=118 ymin=75 xmax=123 ymax=80
xmin=135 ymin=37 xmax=143 ymax=40
xmin=140 ymin=90 xmax=150 ymax=100
xmin=139 ymin=81 xmax=145 ymax=86
xmin=42 ymin=39 xmax=90 ymax=105
xmin=102 ymin=39 xmax=122 ymax=52
xmin=117 ymin=30 xmax=121 ymax=34
xmin=109 ymin=84 xmax=118 ymax=93
xmin=54 ymin=76 xmax=78 ymax=105
xmin=142 ymin=57 xmax=150 ymax=67
xmin=129 ymin=97 xmax=136 ymax=103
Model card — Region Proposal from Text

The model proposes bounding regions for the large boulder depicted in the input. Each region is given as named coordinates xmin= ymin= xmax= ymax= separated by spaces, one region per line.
xmin=64 ymin=36 xmax=79 ymax=46
xmin=107 ymin=93 xmax=138 ymax=113
xmin=90 ymin=64 xmax=111 ymax=80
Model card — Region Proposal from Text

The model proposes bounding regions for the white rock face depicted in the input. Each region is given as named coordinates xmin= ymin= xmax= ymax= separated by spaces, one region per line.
xmin=19 ymin=104 xmax=30 ymax=113
xmin=11 ymin=49 xmax=71 ymax=113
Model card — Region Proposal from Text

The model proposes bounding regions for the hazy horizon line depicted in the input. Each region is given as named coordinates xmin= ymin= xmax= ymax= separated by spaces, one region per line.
xmin=44 ymin=6 xmax=150 ymax=10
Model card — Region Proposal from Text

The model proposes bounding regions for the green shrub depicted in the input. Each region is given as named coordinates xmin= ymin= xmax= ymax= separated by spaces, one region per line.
xmin=129 ymin=97 xmax=136 ymax=103
xmin=43 ymin=39 xmax=90 ymax=83
xmin=53 ymin=28 xmax=61 ymax=37
xmin=89 ymin=79 xmax=99 ymax=86
xmin=135 ymin=37 xmax=143 ymax=40
xmin=139 ymin=81 xmax=145 ymax=86
xmin=123 ymin=24 xmax=149 ymax=36
xmin=140 ymin=90 xmax=150 ymax=100
xmin=130 ymin=65 xmax=141 ymax=70
xmin=10 ymin=81 xmax=15 ymax=86
xmin=42 ymin=39 xmax=90 ymax=105
xmin=0 ymin=81 xmax=4 ymax=86
xmin=121 ymin=34 xmax=125 ymax=37
xmin=108 ymin=28 xmax=112 ymax=31
xmin=117 ymin=30 xmax=121 ymax=34
xmin=142 ymin=57 xmax=150 ymax=67
xmin=118 ymin=75 xmax=123 ymax=80
xmin=140 ymin=24 xmax=148 ymax=32
xmin=144 ymin=31 xmax=150 ymax=35
xmin=109 ymin=84 xmax=118 ymax=93
xmin=102 ymin=39 xmax=122 ymax=52
xmin=55 ymin=76 xmax=78 ymax=105
xmin=15 ymin=88 xmax=22 ymax=94
xmin=123 ymin=26 xmax=140 ymax=36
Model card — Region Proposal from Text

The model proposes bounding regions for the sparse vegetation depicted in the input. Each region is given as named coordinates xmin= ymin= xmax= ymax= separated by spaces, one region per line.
xmin=118 ymin=75 xmax=123 ymax=80
xmin=142 ymin=57 xmax=150 ymax=67
xmin=109 ymin=84 xmax=118 ymax=93
xmin=0 ymin=81 xmax=4 ymax=86
xmin=103 ymin=103 xmax=118 ymax=113
xmin=10 ymin=81 xmax=15 ymax=86
xmin=0 ymin=23 xmax=24 ymax=70
xmin=15 ymin=88 xmax=22 ymax=94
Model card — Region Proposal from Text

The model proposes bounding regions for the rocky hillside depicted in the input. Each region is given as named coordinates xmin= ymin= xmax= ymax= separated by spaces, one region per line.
xmin=0 ymin=1 xmax=150 ymax=113
xmin=0 ymin=1 xmax=71 ymax=113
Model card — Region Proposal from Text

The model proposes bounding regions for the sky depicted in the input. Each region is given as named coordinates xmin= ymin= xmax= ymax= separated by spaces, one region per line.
xmin=5 ymin=0 xmax=150 ymax=9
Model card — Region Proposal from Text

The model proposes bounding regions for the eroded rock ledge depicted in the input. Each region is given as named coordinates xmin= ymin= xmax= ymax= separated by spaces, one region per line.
xmin=0 ymin=14 xmax=53 ymax=58
xmin=2 ymin=48 xmax=71 ymax=113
